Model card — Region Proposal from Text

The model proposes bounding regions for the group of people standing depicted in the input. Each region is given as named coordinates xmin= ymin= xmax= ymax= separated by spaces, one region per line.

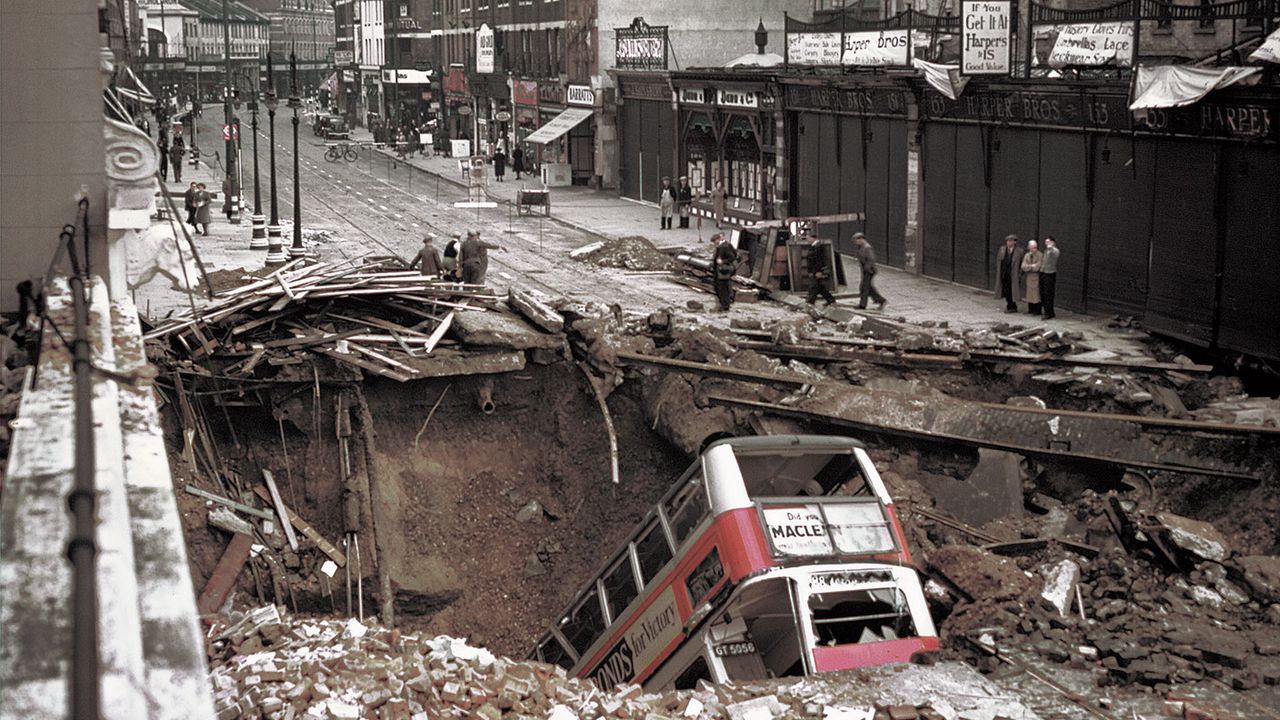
xmin=409 ymin=230 xmax=506 ymax=285
xmin=488 ymin=146 xmax=526 ymax=182
xmin=995 ymin=234 xmax=1061 ymax=319
xmin=658 ymin=177 xmax=732 ymax=231
xmin=181 ymin=182 xmax=213 ymax=236
xmin=157 ymin=132 xmax=186 ymax=184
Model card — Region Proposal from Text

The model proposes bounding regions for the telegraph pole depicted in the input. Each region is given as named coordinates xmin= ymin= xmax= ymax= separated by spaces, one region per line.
xmin=222 ymin=0 xmax=242 ymax=223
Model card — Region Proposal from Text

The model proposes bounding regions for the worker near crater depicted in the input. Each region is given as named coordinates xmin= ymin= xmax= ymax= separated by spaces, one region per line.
xmin=409 ymin=233 xmax=444 ymax=278
xmin=711 ymin=232 xmax=737 ymax=312
xmin=458 ymin=229 xmax=506 ymax=286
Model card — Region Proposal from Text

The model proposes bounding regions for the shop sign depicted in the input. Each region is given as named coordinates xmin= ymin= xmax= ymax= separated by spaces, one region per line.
xmin=621 ymin=81 xmax=671 ymax=101
xmin=341 ymin=69 xmax=355 ymax=82
xmin=961 ymin=1 xmax=1012 ymax=75
xmin=495 ymin=110 xmax=512 ymax=122
xmin=334 ymin=49 xmax=354 ymax=65
xmin=538 ymin=82 xmax=564 ymax=106
xmin=1046 ymin=22 xmax=1135 ymax=69
xmin=566 ymin=84 xmax=595 ymax=106
xmin=717 ymin=89 xmax=758 ymax=110
xmin=786 ymin=32 xmax=841 ymax=66
xmin=679 ymin=88 xmax=705 ymax=104
xmin=444 ymin=66 xmax=468 ymax=97
xmin=1137 ymin=102 xmax=1276 ymax=141
xmin=456 ymin=104 xmax=473 ymax=115
xmin=615 ymin=17 xmax=669 ymax=71
xmin=381 ymin=68 xmax=432 ymax=84
xmin=784 ymin=84 xmax=908 ymax=116
xmin=514 ymin=79 xmax=538 ymax=106
xmin=842 ymin=30 xmax=911 ymax=67
xmin=923 ymin=87 xmax=1127 ymax=130
xmin=476 ymin=24 xmax=495 ymax=74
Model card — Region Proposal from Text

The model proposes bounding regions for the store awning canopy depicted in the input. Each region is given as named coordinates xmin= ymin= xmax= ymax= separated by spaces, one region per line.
xmin=1129 ymin=65 xmax=1262 ymax=110
xmin=524 ymin=107 xmax=593 ymax=144
xmin=912 ymin=58 xmax=969 ymax=101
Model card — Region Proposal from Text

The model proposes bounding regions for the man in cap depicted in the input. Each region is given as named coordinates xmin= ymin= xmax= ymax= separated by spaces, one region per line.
xmin=994 ymin=234 xmax=1024 ymax=313
xmin=852 ymin=233 xmax=886 ymax=310
xmin=711 ymin=232 xmax=738 ymax=312
xmin=804 ymin=228 xmax=836 ymax=307
xmin=677 ymin=176 xmax=693 ymax=228
xmin=458 ymin=229 xmax=505 ymax=285
xmin=409 ymin=234 xmax=444 ymax=278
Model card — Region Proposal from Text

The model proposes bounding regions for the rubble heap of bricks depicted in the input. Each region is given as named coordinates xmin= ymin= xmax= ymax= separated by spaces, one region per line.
xmin=205 ymin=606 xmax=959 ymax=720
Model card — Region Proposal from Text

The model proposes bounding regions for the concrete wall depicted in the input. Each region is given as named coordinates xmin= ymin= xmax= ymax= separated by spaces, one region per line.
xmin=596 ymin=0 xmax=813 ymax=86
xmin=0 ymin=0 xmax=109 ymax=313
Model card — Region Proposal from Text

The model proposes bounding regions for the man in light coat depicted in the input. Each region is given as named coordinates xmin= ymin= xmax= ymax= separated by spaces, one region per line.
xmin=994 ymin=234 xmax=1024 ymax=313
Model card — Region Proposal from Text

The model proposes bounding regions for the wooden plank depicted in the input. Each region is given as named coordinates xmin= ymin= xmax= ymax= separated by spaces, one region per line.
xmin=349 ymin=341 xmax=420 ymax=374
xmin=252 ymin=486 xmax=347 ymax=567
xmin=312 ymin=346 xmax=415 ymax=382
xmin=507 ymin=289 xmax=565 ymax=333
xmin=184 ymin=484 xmax=275 ymax=520
xmin=261 ymin=469 xmax=299 ymax=550
xmin=197 ymin=533 xmax=254 ymax=614
xmin=424 ymin=311 xmax=454 ymax=355
xmin=328 ymin=312 xmax=433 ymax=339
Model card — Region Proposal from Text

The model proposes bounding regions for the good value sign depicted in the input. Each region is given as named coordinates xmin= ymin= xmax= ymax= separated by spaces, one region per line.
xmin=962 ymin=0 xmax=1011 ymax=75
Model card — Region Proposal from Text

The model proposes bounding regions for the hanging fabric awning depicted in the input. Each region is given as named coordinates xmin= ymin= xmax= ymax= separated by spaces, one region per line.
xmin=524 ymin=107 xmax=594 ymax=144
xmin=115 ymin=64 xmax=157 ymax=104
xmin=320 ymin=72 xmax=338 ymax=94
xmin=912 ymin=58 xmax=969 ymax=101
xmin=1249 ymin=28 xmax=1280 ymax=64
xmin=1129 ymin=65 xmax=1263 ymax=110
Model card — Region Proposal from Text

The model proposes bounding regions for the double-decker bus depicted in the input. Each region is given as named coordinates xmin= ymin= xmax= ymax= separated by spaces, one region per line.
xmin=530 ymin=435 xmax=938 ymax=690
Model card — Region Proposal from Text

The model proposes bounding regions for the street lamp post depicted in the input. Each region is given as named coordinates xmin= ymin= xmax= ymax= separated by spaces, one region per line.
xmin=289 ymin=51 xmax=304 ymax=258
xmin=249 ymin=92 xmax=267 ymax=249
xmin=265 ymin=55 xmax=287 ymax=266
xmin=221 ymin=0 xmax=241 ymax=224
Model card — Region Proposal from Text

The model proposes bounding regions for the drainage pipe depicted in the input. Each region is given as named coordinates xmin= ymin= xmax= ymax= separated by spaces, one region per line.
xmin=476 ymin=379 xmax=495 ymax=415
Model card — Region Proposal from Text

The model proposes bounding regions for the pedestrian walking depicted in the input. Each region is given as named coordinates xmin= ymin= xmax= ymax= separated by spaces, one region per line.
xmin=409 ymin=234 xmax=445 ymax=277
xmin=852 ymin=232 xmax=886 ymax=310
xmin=512 ymin=146 xmax=526 ymax=180
xmin=170 ymin=135 xmax=185 ymax=183
xmin=994 ymin=234 xmax=1024 ymax=313
xmin=1040 ymin=236 xmax=1060 ymax=319
xmin=194 ymin=182 xmax=212 ymax=236
xmin=493 ymin=149 xmax=507 ymax=182
xmin=458 ymin=229 xmax=505 ymax=285
xmin=659 ymin=177 xmax=676 ymax=230
xmin=1021 ymin=239 xmax=1044 ymax=315
xmin=443 ymin=233 xmax=462 ymax=281
xmin=677 ymin=176 xmax=693 ymax=228
xmin=804 ymin=231 xmax=836 ymax=307
xmin=183 ymin=181 xmax=198 ymax=228
xmin=709 ymin=179 xmax=727 ymax=228
xmin=711 ymin=232 xmax=738 ymax=312
xmin=158 ymin=134 xmax=170 ymax=182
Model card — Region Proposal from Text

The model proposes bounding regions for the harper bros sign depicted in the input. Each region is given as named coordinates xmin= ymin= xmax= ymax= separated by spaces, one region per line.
xmin=615 ymin=17 xmax=669 ymax=71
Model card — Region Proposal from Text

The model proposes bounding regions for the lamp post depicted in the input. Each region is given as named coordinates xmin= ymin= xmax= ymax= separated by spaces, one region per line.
xmin=221 ymin=0 xmax=241 ymax=224
xmin=288 ymin=51 xmax=304 ymax=258
xmin=264 ymin=54 xmax=287 ymax=266
xmin=249 ymin=89 xmax=266 ymax=249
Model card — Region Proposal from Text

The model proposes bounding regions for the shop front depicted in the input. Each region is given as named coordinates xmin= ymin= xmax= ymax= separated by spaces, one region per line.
xmin=381 ymin=68 xmax=433 ymax=127
xmin=614 ymin=72 xmax=674 ymax=203
xmin=442 ymin=64 xmax=470 ymax=152
xmin=672 ymin=74 xmax=782 ymax=226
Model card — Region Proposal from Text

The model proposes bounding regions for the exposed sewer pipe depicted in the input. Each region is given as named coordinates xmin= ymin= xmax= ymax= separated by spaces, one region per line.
xmin=476 ymin=379 xmax=495 ymax=415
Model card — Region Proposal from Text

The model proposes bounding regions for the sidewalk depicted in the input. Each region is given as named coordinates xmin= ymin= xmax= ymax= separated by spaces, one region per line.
xmin=350 ymin=131 xmax=1150 ymax=356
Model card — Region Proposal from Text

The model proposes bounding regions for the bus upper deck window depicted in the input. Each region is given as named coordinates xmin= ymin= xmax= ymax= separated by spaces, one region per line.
xmin=736 ymin=452 xmax=865 ymax=497
xmin=665 ymin=475 xmax=709 ymax=548
xmin=537 ymin=635 xmax=575 ymax=670
xmin=602 ymin=553 xmax=639 ymax=623
xmin=560 ymin=591 xmax=607 ymax=655
xmin=635 ymin=521 xmax=674 ymax=586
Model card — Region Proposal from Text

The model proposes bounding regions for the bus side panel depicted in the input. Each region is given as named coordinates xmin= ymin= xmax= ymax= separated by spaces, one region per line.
xmin=811 ymin=637 xmax=940 ymax=673
xmin=884 ymin=503 xmax=915 ymax=566
xmin=717 ymin=507 xmax=776 ymax=581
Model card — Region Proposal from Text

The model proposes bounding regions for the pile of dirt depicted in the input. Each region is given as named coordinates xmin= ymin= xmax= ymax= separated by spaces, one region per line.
xmin=574 ymin=236 xmax=675 ymax=271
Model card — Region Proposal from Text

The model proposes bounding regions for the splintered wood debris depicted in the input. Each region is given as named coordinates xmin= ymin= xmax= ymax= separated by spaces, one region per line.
xmin=144 ymin=258 xmax=560 ymax=382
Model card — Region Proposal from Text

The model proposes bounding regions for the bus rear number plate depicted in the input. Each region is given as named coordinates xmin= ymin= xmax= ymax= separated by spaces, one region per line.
xmin=713 ymin=641 xmax=757 ymax=657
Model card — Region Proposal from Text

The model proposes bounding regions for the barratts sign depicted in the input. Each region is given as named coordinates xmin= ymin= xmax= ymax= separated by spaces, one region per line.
xmin=961 ymin=0 xmax=1011 ymax=75
xmin=843 ymin=30 xmax=911 ymax=67
xmin=615 ymin=17 xmax=669 ymax=71
xmin=590 ymin=587 xmax=681 ymax=689
xmin=1047 ymin=22 xmax=1134 ymax=68
xmin=476 ymin=24 xmax=495 ymax=74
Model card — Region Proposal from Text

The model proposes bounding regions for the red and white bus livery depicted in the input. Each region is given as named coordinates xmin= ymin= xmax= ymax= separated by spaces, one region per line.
xmin=531 ymin=435 xmax=939 ymax=690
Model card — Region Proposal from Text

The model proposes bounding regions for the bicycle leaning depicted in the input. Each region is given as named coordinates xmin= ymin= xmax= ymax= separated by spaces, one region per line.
xmin=324 ymin=142 xmax=359 ymax=163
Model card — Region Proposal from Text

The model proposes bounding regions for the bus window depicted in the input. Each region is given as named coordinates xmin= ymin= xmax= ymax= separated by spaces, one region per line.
xmin=665 ymin=475 xmax=709 ymax=547
xmin=672 ymin=656 xmax=711 ymax=690
xmin=824 ymin=503 xmax=895 ymax=554
xmin=537 ymin=635 xmax=575 ymax=670
xmin=809 ymin=587 xmax=918 ymax=646
xmin=635 ymin=521 xmax=673 ymax=586
xmin=560 ymin=591 xmax=606 ymax=655
xmin=735 ymin=452 xmax=866 ymax=497
xmin=602 ymin=552 xmax=639 ymax=623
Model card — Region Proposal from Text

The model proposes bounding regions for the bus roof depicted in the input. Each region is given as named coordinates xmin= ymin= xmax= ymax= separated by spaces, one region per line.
xmin=703 ymin=435 xmax=868 ymax=455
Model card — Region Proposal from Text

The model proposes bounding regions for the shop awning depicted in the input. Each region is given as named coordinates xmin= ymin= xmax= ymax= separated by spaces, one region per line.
xmin=1250 ymin=28 xmax=1280 ymax=64
xmin=117 ymin=65 xmax=156 ymax=104
xmin=524 ymin=107 xmax=593 ymax=144
xmin=1129 ymin=65 xmax=1262 ymax=110
xmin=912 ymin=58 xmax=969 ymax=101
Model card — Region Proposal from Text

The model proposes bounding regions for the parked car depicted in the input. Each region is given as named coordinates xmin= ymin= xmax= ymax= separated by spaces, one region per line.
xmin=312 ymin=113 xmax=345 ymax=138
xmin=323 ymin=116 xmax=350 ymax=140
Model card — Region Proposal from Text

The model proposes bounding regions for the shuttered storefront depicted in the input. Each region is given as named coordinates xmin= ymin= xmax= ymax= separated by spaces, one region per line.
xmin=616 ymin=74 xmax=674 ymax=203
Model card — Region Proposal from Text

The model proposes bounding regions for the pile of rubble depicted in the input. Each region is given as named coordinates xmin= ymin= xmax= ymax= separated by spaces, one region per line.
xmin=569 ymin=236 xmax=676 ymax=271
xmin=206 ymin=606 xmax=1030 ymax=720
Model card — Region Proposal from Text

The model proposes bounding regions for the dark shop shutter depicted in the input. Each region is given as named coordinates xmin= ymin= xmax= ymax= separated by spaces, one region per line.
xmin=793 ymin=112 xmax=821 ymax=218
xmin=1144 ymin=140 xmax=1217 ymax=346
xmin=1087 ymin=138 xmax=1154 ymax=317
xmin=620 ymin=101 xmax=643 ymax=202
xmin=1215 ymin=144 xmax=1280 ymax=360
xmin=864 ymin=118 xmax=892 ymax=265
xmin=838 ymin=115 xmax=866 ymax=257
xmin=1036 ymin=131 xmax=1089 ymax=312
xmin=988 ymin=128 xmax=1041 ymax=280
xmin=921 ymin=123 xmax=955 ymax=281
xmin=885 ymin=119 xmax=908 ymax=268
xmin=655 ymin=102 xmax=675 ymax=201
xmin=816 ymin=113 xmax=844 ymax=249
xmin=952 ymin=125 xmax=991 ymax=289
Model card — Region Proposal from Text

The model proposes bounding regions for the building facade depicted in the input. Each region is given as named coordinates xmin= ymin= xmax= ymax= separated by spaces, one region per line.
xmin=239 ymin=0 xmax=336 ymax=95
